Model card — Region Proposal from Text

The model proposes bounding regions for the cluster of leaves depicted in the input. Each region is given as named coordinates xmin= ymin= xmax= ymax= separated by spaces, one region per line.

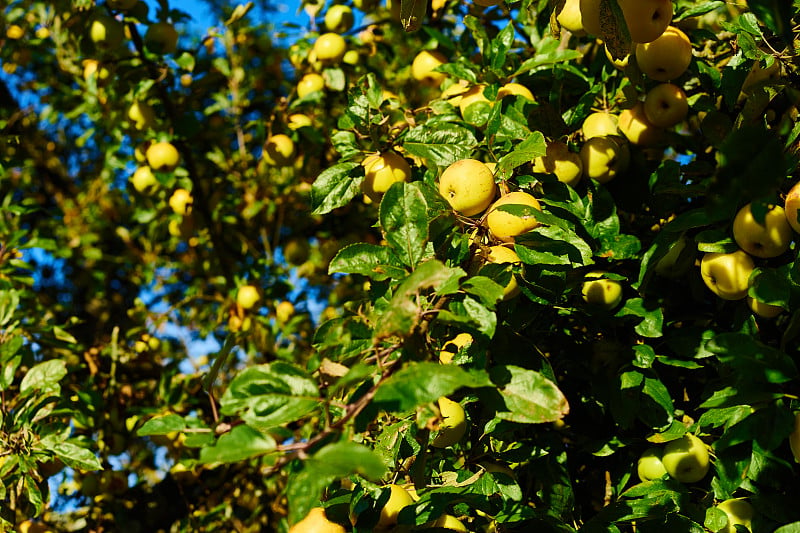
xmin=1 ymin=0 xmax=800 ymax=531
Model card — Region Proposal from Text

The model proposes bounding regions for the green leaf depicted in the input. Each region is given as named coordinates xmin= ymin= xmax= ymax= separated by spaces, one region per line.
xmin=399 ymin=0 xmax=426 ymax=32
xmin=380 ymin=182 xmax=429 ymax=268
xmin=674 ymin=1 xmax=725 ymax=21
xmin=463 ymin=296 xmax=497 ymax=337
xmin=489 ymin=365 xmax=569 ymax=424
xmin=48 ymin=442 xmax=102 ymax=471
xmin=308 ymin=441 xmax=388 ymax=480
xmin=219 ymin=362 xmax=321 ymax=430
xmin=497 ymin=132 xmax=546 ymax=176
xmin=20 ymin=360 xmax=67 ymax=397
xmin=137 ymin=414 xmax=187 ymax=436
xmin=706 ymin=333 xmax=797 ymax=384
xmin=776 ymin=523 xmax=800 ymax=533
xmin=403 ymin=123 xmax=477 ymax=168
xmin=328 ymin=243 xmax=407 ymax=281
xmin=373 ymin=362 xmax=492 ymax=412
xmin=615 ymin=298 xmax=664 ymax=338
xmin=461 ymin=276 xmax=505 ymax=309
xmin=0 ymin=289 xmax=19 ymax=327
xmin=199 ymin=424 xmax=276 ymax=464
xmin=311 ymin=162 xmax=364 ymax=215
xmin=514 ymin=36 xmax=582 ymax=76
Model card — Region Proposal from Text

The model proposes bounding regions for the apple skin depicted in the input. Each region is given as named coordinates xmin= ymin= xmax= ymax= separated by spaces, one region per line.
xmin=486 ymin=191 xmax=542 ymax=243
xmin=128 ymin=100 xmax=156 ymax=131
xmin=438 ymin=159 xmax=496 ymax=217
xmin=457 ymin=84 xmax=492 ymax=119
xmin=263 ymin=134 xmax=296 ymax=167
xmin=439 ymin=332 xmax=473 ymax=363
xmin=784 ymin=182 xmax=800 ymax=234
xmin=376 ymin=484 xmax=415 ymax=530
xmin=746 ymin=296 xmax=783 ymax=318
xmin=732 ymin=203 xmax=793 ymax=258
xmin=661 ymin=434 xmax=710 ymax=483
xmin=532 ymin=140 xmax=583 ymax=187
xmin=637 ymin=447 xmax=668 ymax=482
xmin=324 ymin=5 xmax=354 ymax=33
xmin=617 ymin=0 xmax=673 ymax=44
xmin=619 ymin=102 xmax=664 ymax=146
xmin=582 ymin=112 xmax=620 ymax=140
xmin=578 ymin=0 xmax=601 ymax=36
xmin=487 ymin=245 xmax=522 ymax=300
xmin=313 ymin=32 xmax=346 ymax=64
xmin=289 ymin=507 xmax=346 ymax=533
xmin=717 ymin=499 xmax=754 ymax=533
xmin=297 ymin=73 xmax=325 ymax=98
xmin=605 ymin=44 xmax=631 ymax=70
xmin=89 ymin=15 xmax=124 ymax=50
xmin=497 ymin=82 xmax=535 ymax=102
xmin=644 ymin=83 xmax=689 ymax=128
xmin=144 ymin=22 xmax=178 ymax=54
xmin=275 ymin=301 xmax=295 ymax=324
xmin=431 ymin=397 xmax=467 ymax=448
xmin=433 ymin=514 xmax=468 ymax=531
xmin=635 ymin=26 xmax=693 ymax=82
xmin=411 ymin=50 xmax=448 ymax=86
xmin=579 ymin=136 xmax=629 ymax=183
xmin=130 ymin=166 xmax=158 ymax=193
xmin=361 ymin=151 xmax=412 ymax=203
xmin=169 ymin=189 xmax=193 ymax=216
xmin=146 ymin=141 xmax=181 ymax=172
xmin=556 ymin=0 xmax=587 ymax=35
xmin=700 ymin=250 xmax=754 ymax=300
xmin=236 ymin=285 xmax=260 ymax=310
xmin=581 ymin=271 xmax=623 ymax=310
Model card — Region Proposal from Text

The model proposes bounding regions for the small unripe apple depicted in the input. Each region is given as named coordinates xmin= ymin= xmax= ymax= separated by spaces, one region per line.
xmin=637 ymin=447 xmax=667 ymax=481
xmin=128 ymin=100 xmax=156 ymax=130
xmin=716 ymin=499 xmax=754 ymax=533
xmin=361 ymin=151 xmax=412 ymax=203
xmin=145 ymin=22 xmax=178 ymax=54
xmin=700 ymin=249 xmax=754 ymax=300
xmin=431 ymin=397 xmax=467 ymax=448
xmin=486 ymin=191 xmax=542 ymax=243
xmin=297 ymin=73 xmax=325 ymax=98
xmin=83 ymin=59 xmax=111 ymax=83
xmin=661 ymin=434 xmax=710 ymax=483
xmin=169 ymin=188 xmax=193 ymax=215
xmin=581 ymin=271 xmax=623 ymax=310
xmin=130 ymin=166 xmax=158 ymax=193
xmin=635 ymin=26 xmax=692 ymax=82
xmin=313 ymin=32 xmax=346 ymax=64
xmin=438 ymin=159 xmax=496 ymax=216
xmin=146 ymin=141 xmax=181 ymax=172
xmin=643 ymin=83 xmax=689 ymax=128
xmin=262 ymin=134 xmax=296 ymax=167
xmin=288 ymin=114 xmax=313 ymax=130
xmin=89 ymin=15 xmax=124 ymax=50
xmin=324 ymin=5 xmax=355 ymax=33
xmin=236 ymin=285 xmax=260 ymax=310
xmin=411 ymin=50 xmax=448 ymax=86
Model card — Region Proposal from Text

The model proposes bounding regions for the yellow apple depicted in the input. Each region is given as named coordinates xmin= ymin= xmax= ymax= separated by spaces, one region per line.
xmin=128 ymin=100 xmax=156 ymax=130
xmin=486 ymin=191 xmax=542 ymax=243
xmin=458 ymin=85 xmax=491 ymax=117
xmin=342 ymin=49 xmax=359 ymax=65
xmin=276 ymin=301 xmax=295 ymax=324
xmin=439 ymin=332 xmax=473 ymax=363
xmin=297 ymin=73 xmax=325 ymax=98
xmin=487 ymin=245 xmax=522 ymax=299
xmin=789 ymin=412 xmax=800 ymax=463
xmin=643 ymin=83 xmax=689 ymax=128
xmin=717 ymin=499 xmax=754 ymax=533
xmin=619 ymin=102 xmax=664 ymax=146
xmin=89 ymin=15 xmax=124 ymax=50
xmin=411 ymin=50 xmax=448 ymax=86
xmin=556 ymin=0 xmax=586 ymax=35
xmin=6 ymin=25 xmax=25 ymax=40
xmin=617 ymin=0 xmax=673 ymax=43
xmin=431 ymin=397 xmax=467 ymax=448
xmin=605 ymin=44 xmax=631 ymax=70
xmin=637 ymin=447 xmax=668 ymax=482
xmin=144 ymin=21 xmax=178 ymax=54
xmin=361 ymin=151 xmax=412 ymax=203
xmin=700 ymin=250 xmax=754 ymax=300
xmin=237 ymin=285 xmax=260 ymax=310
xmin=579 ymin=135 xmax=629 ymax=183
xmin=497 ymin=82 xmax=535 ymax=102
xmin=582 ymin=112 xmax=620 ymax=140
xmin=635 ymin=26 xmax=692 ymax=82
xmin=130 ymin=166 xmax=158 ymax=193
xmin=578 ymin=0 xmax=602 ymax=36
xmin=438 ymin=159 xmax=496 ymax=217
xmin=82 ymin=59 xmax=110 ymax=83
xmin=146 ymin=141 xmax=181 ymax=172
xmin=661 ymin=434 xmax=710 ymax=483
xmin=532 ymin=140 xmax=583 ymax=187
xmin=289 ymin=507 xmax=346 ymax=533
xmin=746 ymin=296 xmax=783 ymax=318
xmin=376 ymin=484 xmax=414 ymax=529
xmin=581 ymin=271 xmax=624 ymax=310
xmin=784 ymin=182 xmax=800 ymax=233
xmin=263 ymin=134 xmax=296 ymax=167
xmin=441 ymin=80 xmax=470 ymax=107
xmin=324 ymin=5 xmax=354 ymax=33
xmin=288 ymin=114 xmax=313 ymax=130
xmin=433 ymin=514 xmax=468 ymax=531
xmin=732 ymin=203 xmax=793 ymax=258
xmin=313 ymin=32 xmax=346 ymax=64
xmin=169 ymin=189 xmax=193 ymax=215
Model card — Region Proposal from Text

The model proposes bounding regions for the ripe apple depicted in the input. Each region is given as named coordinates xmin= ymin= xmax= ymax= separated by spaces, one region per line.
xmin=288 ymin=114 xmax=313 ymax=130
xmin=732 ymin=203 xmax=793 ymax=258
xmin=6 ymin=25 xmax=25 ymax=40
xmin=643 ymin=83 xmax=689 ymax=128
xmin=605 ymin=44 xmax=631 ymax=70
xmin=289 ymin=507 xmax=345 ymax=533
xmin=617 ymin=0 xmax=673 ymax=43
xmin=128 ymin=100 xmax=156 ymax=130
xmin=145 ymin=22 xmax=179 ymax=54
xmin=411 ymin=50 xmax=448 ymax=86
xmin=433 ymin=514 xmax=468 ymax=531
xmin=146 ymin=141 xmax=181 ymax=172
xmin=237 ymin=285 xmax=260 ymax=310
xmin=532 ymin=140 xmax=583 ymax=187
xmin=784 ymin=182 xmax=800 ymax=233
xmin=661 ymin=434 xmax=710 ymax=483
xmin=376 ymin=484 xmax=414 ymax=529
xmin=746 ymin=296 xmax=783 ymax=318
xmin=361 ymin=151 xmax=412 ymax=203
xmin=496 ymin=82 xmax=535 ymax=102
xmin=441 ymin=80 xmax=470 ymax=106
xmin=700 ymin=250 xmax=754 ymax=300
xmin=130 ymin=166 xmax=158 ymax=193
xmin=324 ymin=5 xmax=354 ymax=33
xmin=487 ymin=244 xmax=522 ymax=300
xmin=486 ymin=191 xmax=542 ymax=243
xmin=582 ymin=112 xmax=620 ymax=140
xmin=635 ymin=26 xmax=693 ymax=82
xmin=556 ymin=0 xmax=586 ymax=35
xmin=82 ymin=59 xmax=111 ymax=83
xmin=342 ymin=49 xmax=359 ymax=65
xmin=169 ymin=189 xmax=193 ymax=215
xmin=619 ymin=102 xmax=664 ymax=146
xmin=438 ymin=159 xmax=496 ymax=217
xmin=458 ymin=84 xmax=491 ymax=118
xmin=431 ymin=397 xmax=467 ymax=448
xmin=297 ymin=73 xmax=325 ymax=98
xmin=263 ymin=134 xmax=296 ymax=167
xmin=313 ymin=32 xmax=346 ymax=64
xmin=439 ymin=332 xmax=473 ymax=364
xmin=578 ymin=0 xmax=601 ymax=36
xmin=581 ymin=271 xmax=623 ymax=310
xmin=789 ymin=412 xmax=800 ymax=463
xmin=579 ymin=136 xmax=629 ymax=183
xmin=717 ymin=499 xmax=754 ymax=533
xmin=637 ymin=447 xmax=668 ymax=482
xmin=89 ymin=15 xmax=124 ymax=50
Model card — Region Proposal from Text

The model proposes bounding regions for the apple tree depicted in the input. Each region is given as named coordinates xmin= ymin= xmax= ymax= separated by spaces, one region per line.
xmin=1 ymin=0 xmax=800 ymax=531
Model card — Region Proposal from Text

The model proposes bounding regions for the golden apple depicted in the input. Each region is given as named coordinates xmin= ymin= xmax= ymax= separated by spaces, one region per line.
xmin=6 ymin=25 xmax=25 ymax=40
xmin=361 ymin=151 xmax=412 ymax=203
xmin=433 ymin=514 xmax=468 ymax=531
xmin=263 ymin=134 xmax=296 ymax=167
xmin=581 ymin=271 xmax=623 ymax=310
xmin=486 ymin=191 xmax=542 ymax=243
xmin=637 ymin=447 xmax=668 ymax=482
xmin=130 ymin=166 xmax=158 ymax=193
xmin=497 ymin=82 xmax=535 ymax=102
xmin=144 ymin=21 xmax=178 ymax=54
xmin=411 ymin=50 xmax=448 ymax=86
xmin=579 ymin=136 xmax=629 ymax=183
xmin=431 ymin=397 xmax=467 ymax=448
xmin=89 ymin=15 xmax=124 ymax=50
xmin=661 ymin=434 xmax=710 ymax=483
xmin=605 ymin=44 xmax=631 ymax=70
xmin=82 ymin=59 xmax=111 ymax=83
xmin=289 ymin=507 xmax=345 ymax=533
xmin=578 ymin=0 xmax=601 ymax=36
xmin=458 ymin=85 xmax=491 ymax=118
xmin=441 ymin=80 xmax=470 ymax=107
xmin=288 ymin=113 xmax=313 ymax=130
xmin=169 ymin=189 xmax=193 ymax=215
xmin=313 ymin=33 xmax=346 ymax=64
xmin=146 ymin=141 xmax=181 ymax=172
xmin=276 ymin=301 xmax=295 ymax=324
xmin=635 ymin=26 xmax=692 ymax=82
xmin=717 ymin=499 xmax=754 ymax=533
xmin=487 ymin=245 xmax=522 ymax=299
xmin=619 ymin=102 xmax=664 ymax=146
xmin=556 ymin=0 xmax=586 ymax=35
xmin=376 ymin=484 xmax=414 ymax=529
xmin=128 ymin=100 xmax=156 ymax=130
xmin=784 ymin=181 xmax=800 ymax=233
xmin=617 ymin=0 xmax=673 ymax=43
xmin=582 ymin=112 xmax=620 ymax=140
xmin=700 ymin=250 xmax=754 ymax=300
xmin=746 ymin=296 xmax=783 ymax=318
xmin=237 ymin=285 xmax=260 ymax=310
xmin=643 ymin=83 xmax=689 ymax=128
xmin=324 ymin=5 xmax=354 ymax=33
xmin=438 ymin=159 xmax=496 ymax=217
xmin=532 ymin=140 xmax=583 ymax=187
xmin=439 ymin=332 xmax=473 ymax=363
xmin=297 ymin=73 xmax=325 ymax=98
xmin=732 ymin=203 xmax=793 ymax=258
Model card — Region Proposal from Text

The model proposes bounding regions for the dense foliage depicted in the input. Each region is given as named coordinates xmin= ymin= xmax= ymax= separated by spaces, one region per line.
xmin=1 ymin=0 xmax=799 ymax=531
